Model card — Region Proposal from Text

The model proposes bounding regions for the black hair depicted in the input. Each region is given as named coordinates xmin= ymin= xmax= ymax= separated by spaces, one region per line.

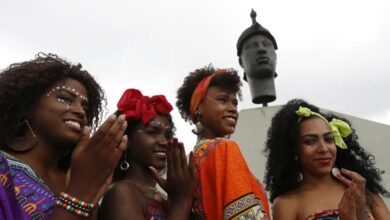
xmin=264 ymin=99 xmax=389 ymax=202
xmin=0 ymin=53 xmax=106 ymax=170
xmin=176 ymin=64 xmax=242 ymax=123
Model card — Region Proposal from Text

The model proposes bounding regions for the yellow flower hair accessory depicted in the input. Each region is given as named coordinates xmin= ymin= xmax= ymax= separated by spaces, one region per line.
xmin=295 ymin=106 xmax=352 ymax=149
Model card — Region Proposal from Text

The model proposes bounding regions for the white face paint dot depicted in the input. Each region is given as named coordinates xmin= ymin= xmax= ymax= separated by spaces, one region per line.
xmin=46 ymin=84 xmax=89 ymax=103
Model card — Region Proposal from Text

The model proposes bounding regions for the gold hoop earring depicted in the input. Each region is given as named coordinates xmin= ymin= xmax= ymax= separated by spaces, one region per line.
xmin=6 ymin=120 xmax=38 ymax=152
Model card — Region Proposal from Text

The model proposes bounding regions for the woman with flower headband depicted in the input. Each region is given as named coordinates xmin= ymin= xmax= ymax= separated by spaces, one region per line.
xmin=264 ymin=99 xmax=390 ymax=220
xmin=98 ymin=88 xmax=194 ymax=220
xmin=0 ymin=53 xmax=127 ymax=220
xmin=176 ymin=65 xmax=270 ymax=220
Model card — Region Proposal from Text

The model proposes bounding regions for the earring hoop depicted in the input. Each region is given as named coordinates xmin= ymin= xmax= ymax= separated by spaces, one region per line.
xmin=191 ymin=112 xmax=204 ymax=135
xmin=6 ymin=120 xmax=38 ymax=152
xmin=120 ymin=152 xmax=130 ymax=171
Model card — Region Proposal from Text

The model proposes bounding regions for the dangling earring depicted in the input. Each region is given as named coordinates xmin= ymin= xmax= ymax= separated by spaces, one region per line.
xmin=6 ymin=120 xmax=38 ymax=152
xmin=191 ymin=112 xmax=204 ymax=135
xmin=297 ymin=172 xmax=303 ymax=182
xmin=120 ymin=151 xmax=130 ymax=171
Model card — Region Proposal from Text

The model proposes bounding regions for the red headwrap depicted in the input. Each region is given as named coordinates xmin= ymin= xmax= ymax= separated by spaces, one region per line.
xmin=189 ymin=69 xmax=228 ymax=122
xmin=117 ymin=89 xmax=173 ymax=125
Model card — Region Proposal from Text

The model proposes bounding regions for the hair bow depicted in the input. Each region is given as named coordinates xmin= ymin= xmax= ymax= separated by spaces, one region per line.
xmin=117 ymin=89 xmax=173 ymax=125
xmin=295 ymin=106 xmax=352 ymax=149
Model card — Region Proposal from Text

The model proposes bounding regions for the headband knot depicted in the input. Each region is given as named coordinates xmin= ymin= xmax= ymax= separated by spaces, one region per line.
xmin=117 ymin=89 xmax=173 ymax=125
xmin=295 ymin=106 xmax=352 ymax=149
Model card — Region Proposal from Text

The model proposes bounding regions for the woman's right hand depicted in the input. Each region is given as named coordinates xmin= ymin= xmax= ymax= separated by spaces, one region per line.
xmin=66 ymin=114 xmax=128 ymax=202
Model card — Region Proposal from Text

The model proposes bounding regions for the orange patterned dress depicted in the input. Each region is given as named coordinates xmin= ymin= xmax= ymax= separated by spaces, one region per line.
xmin=191 ymin=138 xmax=270 ymax=220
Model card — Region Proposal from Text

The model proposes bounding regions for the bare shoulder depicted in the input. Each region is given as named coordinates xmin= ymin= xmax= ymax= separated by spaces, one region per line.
xmin=272 ymin=192 xmax=299 ymax=220
xmin=104 ymin=180 xmax=141 ymax=202
xmin=368 ymin=193 xmax=390 ymax=220
xmin=98 ymin=180 xmax=145 ymax=220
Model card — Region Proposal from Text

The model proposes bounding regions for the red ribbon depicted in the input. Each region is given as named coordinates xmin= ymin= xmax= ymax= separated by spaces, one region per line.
xmin=117 ymin=89 xmax=173 ymax=125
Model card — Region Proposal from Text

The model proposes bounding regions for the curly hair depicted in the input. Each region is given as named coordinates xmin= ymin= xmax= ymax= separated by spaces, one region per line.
xmin=0 ymin=53 xmax=106 ymax=169
xmin=176 ymin=65 xmax=242 ymax=123
xmin=264 ymin=99 xmax=389 ymax=202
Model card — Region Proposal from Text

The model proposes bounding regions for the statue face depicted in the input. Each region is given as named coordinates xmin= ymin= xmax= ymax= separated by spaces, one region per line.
xmin=240 ymin=34 xmax=277 ymax=79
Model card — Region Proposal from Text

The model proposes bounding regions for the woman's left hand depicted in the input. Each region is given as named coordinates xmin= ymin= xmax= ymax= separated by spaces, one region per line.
xmin=339 ymin=186 xmax=358 ymax=220
xmin=335 ymin=168 xmax=368 ymax=220
xmin=150 ymin=138 xmax=194 ymax=204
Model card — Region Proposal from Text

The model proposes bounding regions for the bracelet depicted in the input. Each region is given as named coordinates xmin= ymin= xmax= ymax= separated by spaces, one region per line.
xmin=56 ymin=192 xmax=95 ymax=218
xmin=56 ymin=200 xmax=91 ymax=217
xmin=60 ymin=192 xmax=95 ymax=209
xmin=58 ymin=196 xmax=91 ymax=213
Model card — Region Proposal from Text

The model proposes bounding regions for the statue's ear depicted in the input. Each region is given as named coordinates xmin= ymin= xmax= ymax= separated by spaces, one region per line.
xmin=238 ymin=57 xmax=243 ymax=68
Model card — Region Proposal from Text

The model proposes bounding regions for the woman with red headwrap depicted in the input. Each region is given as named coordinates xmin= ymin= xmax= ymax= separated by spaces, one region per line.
xmin=98 ymin=89 xmax=194 ymax=220
xmin=176 ymin=66 xmax=270 ymax=220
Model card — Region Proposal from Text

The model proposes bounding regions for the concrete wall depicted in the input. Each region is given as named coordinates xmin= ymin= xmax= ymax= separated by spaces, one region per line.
xmin=231 ymin=106 xmax=390 ymax=207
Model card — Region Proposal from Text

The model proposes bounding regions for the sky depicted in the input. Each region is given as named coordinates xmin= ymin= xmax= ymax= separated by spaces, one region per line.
xmin=1 ymin=0 xmax=389 ymax=151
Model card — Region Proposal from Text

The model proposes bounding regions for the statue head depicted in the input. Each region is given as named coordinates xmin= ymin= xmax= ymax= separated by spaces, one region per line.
xmin=237 ymin=9 xmax=278 ymax=105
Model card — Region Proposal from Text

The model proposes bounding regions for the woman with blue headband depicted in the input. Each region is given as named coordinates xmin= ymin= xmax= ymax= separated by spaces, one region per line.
xmin=264 ymin=99 xmax=390 ymax=220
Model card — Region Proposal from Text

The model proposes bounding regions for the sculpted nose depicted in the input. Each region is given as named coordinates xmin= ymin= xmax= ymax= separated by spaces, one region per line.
xmin=256 ymin=47 xmax=266 ymax=54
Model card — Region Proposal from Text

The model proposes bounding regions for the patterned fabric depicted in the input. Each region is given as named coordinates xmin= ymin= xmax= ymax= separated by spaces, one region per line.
xmin=191 ymin=138 xmax=270 ymax=220
xmin=0 ymin=150 xmax=56 ymax=220
xmin=306 ymin=209 xmax=339 ymax=220
xmin=145 ymin=198 xmax=167 ymax=220
xmin=306 ymin=209 xmax=376 ymax=220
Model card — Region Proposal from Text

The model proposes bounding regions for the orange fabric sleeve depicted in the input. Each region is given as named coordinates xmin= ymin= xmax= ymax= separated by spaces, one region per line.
xmin=193 ymin=138 xmax=270 ymax=220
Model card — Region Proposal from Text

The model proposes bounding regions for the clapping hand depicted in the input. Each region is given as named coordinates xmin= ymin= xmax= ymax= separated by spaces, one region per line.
xmin=334 ymin=168 xmax=368 ymax=220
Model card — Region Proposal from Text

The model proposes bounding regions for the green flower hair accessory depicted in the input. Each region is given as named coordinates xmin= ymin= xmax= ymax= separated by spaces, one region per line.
xmin=295 ymin=106 xmax=352 ymax=149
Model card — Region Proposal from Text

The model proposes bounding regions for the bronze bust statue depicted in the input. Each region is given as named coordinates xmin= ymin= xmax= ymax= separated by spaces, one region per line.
xmin=237 ymin=9 xmax=278 ymax=106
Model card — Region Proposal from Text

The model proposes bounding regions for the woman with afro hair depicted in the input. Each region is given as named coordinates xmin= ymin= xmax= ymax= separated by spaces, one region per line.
xmin=0 ymin=53 xmax=128 ymax=220
xmin=176 ymin=65 xmax=270 ymax=220
xmin=264 ymin=99 xmax=390 ymax=220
